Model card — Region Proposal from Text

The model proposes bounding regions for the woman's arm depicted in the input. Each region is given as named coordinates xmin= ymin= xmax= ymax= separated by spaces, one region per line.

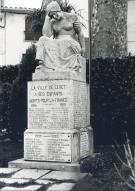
xmin=74 ymin=21 xmax=85 ymax=57
xmin=42 ymin=15 xmax=53 ymax=37
xmin=68 ymin=13 xmax=85 ymax=57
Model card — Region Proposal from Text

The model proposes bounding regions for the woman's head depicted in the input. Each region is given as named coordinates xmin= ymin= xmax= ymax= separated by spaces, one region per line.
xmin=42 ymin=0 xmax=62 ymax=10
xmin=47 ymin=1 xmax=63 ymax=21
xmin=46 ymin=1 xmax=61 ymax=12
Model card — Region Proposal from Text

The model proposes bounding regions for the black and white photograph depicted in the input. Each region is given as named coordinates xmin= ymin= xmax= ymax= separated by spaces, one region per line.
xmin=0 ymin=0 xmax=135 ymax=190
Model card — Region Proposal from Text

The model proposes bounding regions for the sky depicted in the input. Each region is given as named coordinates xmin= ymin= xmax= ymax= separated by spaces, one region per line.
xmin=5 ymin=0 xmax=88 ymax=36
xmin=5 ymin=0 xmax=42 ymax=8
xmin=5 ymin=0 xmax=88 ymax=12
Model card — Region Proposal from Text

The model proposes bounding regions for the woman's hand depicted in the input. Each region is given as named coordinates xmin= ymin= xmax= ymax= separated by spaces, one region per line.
xmin=80 ymin=48 xmax=85 ymax=57
xmin=36 ymin=60 xmax=44 ymax=70
xmin=39 ymin=60 xmax=44 ymax=65
xmin=48 ymin=11 xmax=63 ymax=21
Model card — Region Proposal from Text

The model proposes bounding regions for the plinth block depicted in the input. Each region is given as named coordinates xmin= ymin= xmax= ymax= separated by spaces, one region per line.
xmin=24 ymin=127 xmax=93 ymax=163
xmin=8 ymin=159 xmax=81 ymax=172
xmin=24 ymin=129 xmax=80 ymax=163
xmin=80 ymin=127 xmax=93 ymax=159
xmin=27 ymin=80 xmax=90 ymax=130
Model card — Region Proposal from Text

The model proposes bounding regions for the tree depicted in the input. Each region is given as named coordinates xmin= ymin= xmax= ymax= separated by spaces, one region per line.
xmin=92 ymin=0 xmax=127 ymax=58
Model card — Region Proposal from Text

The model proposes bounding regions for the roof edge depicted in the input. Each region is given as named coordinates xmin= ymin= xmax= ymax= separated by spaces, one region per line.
xmin=1 ymin=7 xmax=37 ymax=14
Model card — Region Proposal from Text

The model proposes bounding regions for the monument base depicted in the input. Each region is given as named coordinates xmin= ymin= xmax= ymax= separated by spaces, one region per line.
xmin=8 ymin=158 xmax=81 ymax=172
xmin=24 ymin=127 xmax=93 ymax=163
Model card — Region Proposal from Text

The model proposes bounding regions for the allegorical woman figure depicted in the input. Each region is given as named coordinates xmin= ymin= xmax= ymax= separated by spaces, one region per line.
xmin=36 ymin=1 xmax=85 ymax=72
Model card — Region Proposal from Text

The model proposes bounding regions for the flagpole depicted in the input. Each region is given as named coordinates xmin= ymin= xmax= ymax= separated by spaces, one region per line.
xmin=88 ymin=0 xmax=92 ymax=126
xmin=89 ymin=0 xmax=92 ymax=62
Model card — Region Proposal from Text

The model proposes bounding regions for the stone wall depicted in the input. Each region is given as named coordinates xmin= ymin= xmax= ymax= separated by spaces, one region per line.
xmin=92 ymin=0 xmax=128 ymax=58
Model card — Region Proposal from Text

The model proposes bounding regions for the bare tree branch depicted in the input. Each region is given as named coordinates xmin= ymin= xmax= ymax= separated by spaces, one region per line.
xmin=114 ymin=163 xmax=135 ymax=190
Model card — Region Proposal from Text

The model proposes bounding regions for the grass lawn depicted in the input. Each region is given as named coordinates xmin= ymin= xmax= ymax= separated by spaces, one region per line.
xmin=0 ymin=141 xmax=133 ymax=191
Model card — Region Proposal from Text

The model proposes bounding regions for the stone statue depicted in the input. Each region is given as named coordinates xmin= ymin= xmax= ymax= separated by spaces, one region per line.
xmin=36 ymin=1 xmax=86 ymax=72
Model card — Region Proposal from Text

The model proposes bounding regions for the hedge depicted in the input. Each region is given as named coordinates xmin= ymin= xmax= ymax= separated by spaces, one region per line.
xmin=0 ymin=65 xmax=19 ymax=135
xmin=8 ymin=45 xmax=38 ymax=141
xmin=91 ymin=56 xmax=135 ymax=144
xmin=0 ymin=65 xmax=19 ymax=84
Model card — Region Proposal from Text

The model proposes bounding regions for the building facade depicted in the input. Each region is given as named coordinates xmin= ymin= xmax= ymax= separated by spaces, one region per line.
xmin=0 ymin=6 xmax=34 ymax=66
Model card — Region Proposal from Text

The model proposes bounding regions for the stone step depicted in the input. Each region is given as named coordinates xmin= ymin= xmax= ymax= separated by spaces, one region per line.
xmin=47 ymin=183 xmax=75 ymax=191
xmin=11 ymin=169 xmax=50 ymax=179
xmin=41 ymin=171 xmax=87 ymax=181
xmin=9 ymin=158 xmax=81 ymax=172
xmin=0 ymin=167 xmax=88 ymax=191
xmin=36 ymin=179 xmax=53 ymax=185
xmin=0 ymin=178 xmax=30 ymax=185
xmin=0 ymin=185 xmax=42 ymax=191
xmin=0 ymin=168 xmax=20 ymax=176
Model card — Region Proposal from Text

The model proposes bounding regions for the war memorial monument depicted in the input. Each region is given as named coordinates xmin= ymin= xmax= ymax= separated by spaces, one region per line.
xmin=9 ymin=1 xmax=93 ymax=172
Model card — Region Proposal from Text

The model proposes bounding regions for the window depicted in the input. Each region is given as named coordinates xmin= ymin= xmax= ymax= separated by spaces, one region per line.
xmin=25 ymin=16 xmax=42 ymax=41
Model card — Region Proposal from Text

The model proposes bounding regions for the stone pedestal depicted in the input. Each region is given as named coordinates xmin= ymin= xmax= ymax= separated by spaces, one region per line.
xmin=24 ymin=127 xmax=93 ymax=163
xmin=27 ymin=80 xmax=89 ymax=130
xmin=22 ymin=61 xmax=93 ymax=171
xmin=24 ymin=129 xmax=80 ymax=163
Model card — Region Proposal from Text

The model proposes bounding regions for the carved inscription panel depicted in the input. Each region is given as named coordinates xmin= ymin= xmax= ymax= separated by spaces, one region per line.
xmin=28 ymin=81 xmax=73 ymax=129
xmin=24 ymin=132 xmax=72 ymax=162
xmin=80 ymin=131 xmax=90 ymax=158
xmin=28 ymin=80 xmax=89 ymax=130
xmin=73 ymin=81 xmax=89 ymax=128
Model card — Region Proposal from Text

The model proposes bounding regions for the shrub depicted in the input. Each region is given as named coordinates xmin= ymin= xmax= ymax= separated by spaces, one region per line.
xmin=91 ymin=56 xmax=135 ymax=144
xmin=0 ymin=65 xmax=19 ymax=84
xmin=0 ymin=83 xmax=12 ymax=134
xmin=8 ymin=44 xmax=38 ymax=142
